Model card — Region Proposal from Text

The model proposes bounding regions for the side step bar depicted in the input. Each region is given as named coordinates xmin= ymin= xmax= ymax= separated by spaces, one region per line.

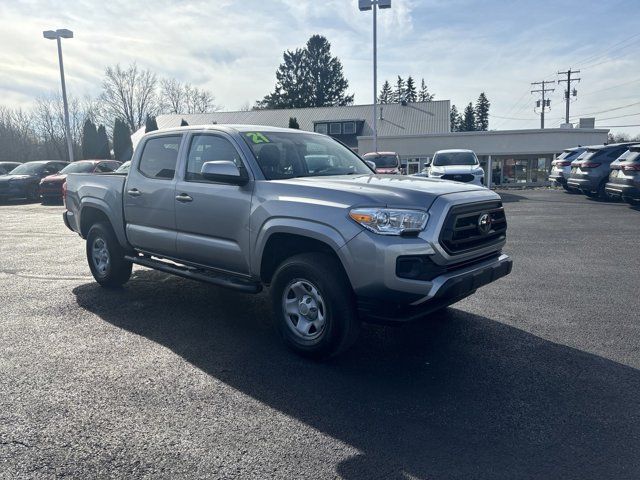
xmin=124 ymin=255 xmax=262 ymax=294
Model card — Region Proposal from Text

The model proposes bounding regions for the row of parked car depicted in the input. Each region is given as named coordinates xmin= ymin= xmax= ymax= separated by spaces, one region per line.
xmin=549 ymin=142 xmax=640 ymax=204
xmin=0 ymin=159 xmax=129 ymax=204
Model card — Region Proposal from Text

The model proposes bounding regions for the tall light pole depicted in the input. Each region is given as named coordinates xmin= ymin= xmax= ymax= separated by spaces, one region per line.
xmin=43 ymin=28 xmax=74 ymax=162
xmin=359 ymin=0 xmax=391 ymax=153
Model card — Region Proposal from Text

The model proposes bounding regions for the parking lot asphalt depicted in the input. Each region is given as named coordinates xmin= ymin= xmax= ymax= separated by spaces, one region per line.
xmin=1 ymin=189 xmax=639 ymax=480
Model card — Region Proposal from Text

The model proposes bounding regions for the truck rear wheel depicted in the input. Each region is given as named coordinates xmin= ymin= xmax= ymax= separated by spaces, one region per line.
xmin=270 ymin=252 xmax=360 ymax=359
xmin=86 ymin=223 xmax=132 ymax=288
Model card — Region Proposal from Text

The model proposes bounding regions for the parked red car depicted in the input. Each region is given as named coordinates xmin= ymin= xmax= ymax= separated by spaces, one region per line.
xmin=362 ymin=151 xmax=403 ymax=174
xmin=40 ymin=160 xmax=121 ymax=203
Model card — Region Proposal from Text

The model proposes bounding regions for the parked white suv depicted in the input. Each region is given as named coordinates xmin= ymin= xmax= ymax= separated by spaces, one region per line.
xmin=425 ymin=149 xmax=485 ymax=186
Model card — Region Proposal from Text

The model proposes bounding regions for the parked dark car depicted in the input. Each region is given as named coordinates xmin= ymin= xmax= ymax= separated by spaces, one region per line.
xmin=605 ymin=145 xmax=640 ymax=204
xmin=566 ymin=143 xmax=639 ymax=199
xmin=40 ymin=160 xmax=121 ymax=203
xmin=0 ymin=162 xmax=21 ymax=175
xmin=548 ymin=147 xmax=587 ymax=191
xmin=0 ymin=160 xmax=68 ymax=202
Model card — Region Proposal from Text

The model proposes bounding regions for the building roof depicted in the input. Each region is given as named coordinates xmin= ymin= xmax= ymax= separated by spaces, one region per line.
xmin=131 ymin=100 xmax=451 ymax=145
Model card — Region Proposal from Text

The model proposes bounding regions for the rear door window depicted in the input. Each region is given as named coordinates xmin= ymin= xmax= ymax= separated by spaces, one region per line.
xmin=138 ymin=136 xmax=182 ymax=180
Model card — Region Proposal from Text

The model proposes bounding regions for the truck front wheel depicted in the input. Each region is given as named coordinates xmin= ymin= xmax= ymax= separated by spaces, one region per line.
xmin=86 ymin=223 xmax=132 ymax=288
xmin=270 ymin=253 xmax=360 ymax=359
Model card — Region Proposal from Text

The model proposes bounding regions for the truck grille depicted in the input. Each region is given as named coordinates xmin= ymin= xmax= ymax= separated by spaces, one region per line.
xmin=441 ymin=173 xmax=474 ymax=182
xmin=439 ymin=201 xmax=507 ymax=255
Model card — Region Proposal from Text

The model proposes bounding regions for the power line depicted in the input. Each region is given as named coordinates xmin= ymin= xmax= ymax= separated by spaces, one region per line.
xmin=570 ymin=101 xmax=640 ymax=118
xmin=572 ymin=33 xmax=640 ymax=69
xmin=598 ymin=124 xmax=640 ymax=128
xmin=597 ymin=111 xmax=640 ymax=121
xmin=580 ymin=77 xmax=640 ymax=97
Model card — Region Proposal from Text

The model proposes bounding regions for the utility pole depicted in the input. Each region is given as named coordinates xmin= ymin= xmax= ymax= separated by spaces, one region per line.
xmin=557 ymin=68 xmax=580 ymax=124
xmin=531 ymin=80 xmax=555 ymax=129
xmin=359 ymin=0 xmax=391 ymax=153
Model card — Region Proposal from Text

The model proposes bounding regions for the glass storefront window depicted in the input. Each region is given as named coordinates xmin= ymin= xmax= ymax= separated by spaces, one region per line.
xmin=531 ymin=157 xmax=550 ymax=183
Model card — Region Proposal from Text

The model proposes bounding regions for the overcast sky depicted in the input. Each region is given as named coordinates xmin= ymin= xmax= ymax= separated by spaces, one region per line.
xmin=1 ymin=0 xmax=639 ymax=135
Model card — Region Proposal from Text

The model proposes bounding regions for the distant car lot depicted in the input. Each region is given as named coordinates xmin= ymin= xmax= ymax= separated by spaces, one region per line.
xmin=1 ymin=190 xmax=639 ymax=479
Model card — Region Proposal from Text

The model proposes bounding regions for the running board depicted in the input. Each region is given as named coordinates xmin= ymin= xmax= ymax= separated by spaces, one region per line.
xmin=125 ymin=255 xmax=262 ymax=294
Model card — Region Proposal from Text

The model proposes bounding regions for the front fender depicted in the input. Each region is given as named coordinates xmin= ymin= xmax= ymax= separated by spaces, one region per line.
xmin=252 ymin=217 xmax=358 ymax=278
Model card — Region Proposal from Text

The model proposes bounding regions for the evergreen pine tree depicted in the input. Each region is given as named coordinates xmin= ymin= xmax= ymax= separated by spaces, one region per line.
xmin=96 ymin=125 xmax=111 ymax=159
xmin=145 ymin=115 xmax=159 ymax=133
xmin=378 ymin=80 xmax=393 ymax=104
xmin=257 ymin=35 xmax=353 ymax=109
xmin=394 ymin=76 xmax=406 ymax=103
xmin=113 ymin=118 xmax=133 ymax=161
xmin=81 ymin=119 xmax=98 ymax=159
xmin=418 ymin=78 xmax=434 ymax=102
xmin=405 ymin=76 xmax=417 ymax=103
xmin=474 ymin=92 xmax=490 ymax=131
xmin=450 ymin=105 xmax=462 ymax=132
xmin=461 ymin=103 xmax=476 ymax=131
xmin=288 ymin=117 xmax=300 ymax=129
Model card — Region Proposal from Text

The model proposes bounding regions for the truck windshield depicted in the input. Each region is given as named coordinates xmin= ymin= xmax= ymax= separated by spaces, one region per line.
xmin=432 ymin=152 xmax=478 ymax=166
xmin=364 ymin=154 xmax=398 ymax=168
xmin=60 ymin=162 xmax=96 ymax=174
xmin=242 ymin=131 xmax=371 ymax=179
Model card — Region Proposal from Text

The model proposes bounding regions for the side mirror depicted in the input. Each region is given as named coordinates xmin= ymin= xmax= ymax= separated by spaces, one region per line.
xmin=365 ymin=160 xmax=377 ymax=171
xmin=201 ymin=161 xmax=248 ymax=185
xmin=425 ymin=159 xmax=432 ymax=167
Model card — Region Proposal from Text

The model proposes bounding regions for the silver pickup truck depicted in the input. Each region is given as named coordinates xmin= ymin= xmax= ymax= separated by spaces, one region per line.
xmin=64 ymin=125 xmax=512 ymax=358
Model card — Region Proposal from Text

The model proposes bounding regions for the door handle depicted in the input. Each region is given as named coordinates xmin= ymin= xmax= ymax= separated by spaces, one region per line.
xmin=127 ymin=188 xmax=141 ymax=197
xmin=175 ymin=193 xmax=193 ymax=203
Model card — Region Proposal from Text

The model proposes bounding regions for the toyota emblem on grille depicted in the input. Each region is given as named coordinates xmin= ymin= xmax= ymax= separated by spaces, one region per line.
xmin=477 ymin=213 xmax=492 ymax=235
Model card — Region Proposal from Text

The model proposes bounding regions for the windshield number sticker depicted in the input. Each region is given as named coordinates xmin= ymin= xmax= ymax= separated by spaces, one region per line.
xmin=246 ymin=132 xmax=270 ymax=144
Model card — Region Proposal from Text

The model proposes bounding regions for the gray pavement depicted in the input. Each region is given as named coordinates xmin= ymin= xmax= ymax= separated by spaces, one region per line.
xmin=0 ymin=189 xmax=639 ymax=479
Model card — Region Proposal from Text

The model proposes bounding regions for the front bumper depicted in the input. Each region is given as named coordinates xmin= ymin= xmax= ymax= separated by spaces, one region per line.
xmin=358 ymin=253 xmax=512 ymax=323
xmin=339 ymin=191 xmax=511 ymax=322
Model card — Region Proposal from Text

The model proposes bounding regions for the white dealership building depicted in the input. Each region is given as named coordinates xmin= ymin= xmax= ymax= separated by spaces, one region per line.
xmin=134 ymin=100 xmax=608 ymax=186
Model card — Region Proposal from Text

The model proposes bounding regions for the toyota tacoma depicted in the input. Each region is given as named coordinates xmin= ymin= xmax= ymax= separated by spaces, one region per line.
xmin=63 ymin=125 xmax=512 ymax=358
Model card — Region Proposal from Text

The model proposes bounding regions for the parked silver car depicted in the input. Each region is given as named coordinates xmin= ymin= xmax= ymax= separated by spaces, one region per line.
xmin=549 ymin=147 xmax=587 ymax=191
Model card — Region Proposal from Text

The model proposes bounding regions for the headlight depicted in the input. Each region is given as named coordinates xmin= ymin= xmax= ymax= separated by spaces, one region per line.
xmin=349 ymin=208 xmax=428 ymax=235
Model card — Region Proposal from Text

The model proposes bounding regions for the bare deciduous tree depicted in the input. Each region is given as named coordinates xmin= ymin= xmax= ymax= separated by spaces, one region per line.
xmin=0 ymin=107 xmax=38 ymax=162
xmin=159 ymin=78 xmax=220 ymax=114
xmin=32 ymin=94 xmax=86 ymax=161
xmin=101 ymin=63 xmax=158 ymax=132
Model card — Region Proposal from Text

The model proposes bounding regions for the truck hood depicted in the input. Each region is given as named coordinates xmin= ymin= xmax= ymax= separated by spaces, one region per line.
xmin=270 ymin=174 xmax=486 ymax=209
xmin=430 ymin=165 xmax=482 ymax=175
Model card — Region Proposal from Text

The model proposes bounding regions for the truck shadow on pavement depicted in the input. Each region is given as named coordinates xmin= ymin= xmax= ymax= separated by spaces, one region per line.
xmin=73 ymin=270 xmax=640 ymax=480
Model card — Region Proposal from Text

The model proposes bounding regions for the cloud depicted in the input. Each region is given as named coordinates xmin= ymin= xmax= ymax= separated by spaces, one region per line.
xmin=0 ymin=0 xmax=639 ymax=135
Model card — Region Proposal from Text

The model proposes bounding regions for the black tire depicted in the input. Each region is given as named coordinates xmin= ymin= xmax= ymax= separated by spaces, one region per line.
xmin=562 ymin=184 xmax=576 ymax=193
xmin=270 ymin=252 xmax=360 ymax=359
xmin=86 ymin=222 xmax=132 ymax=288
